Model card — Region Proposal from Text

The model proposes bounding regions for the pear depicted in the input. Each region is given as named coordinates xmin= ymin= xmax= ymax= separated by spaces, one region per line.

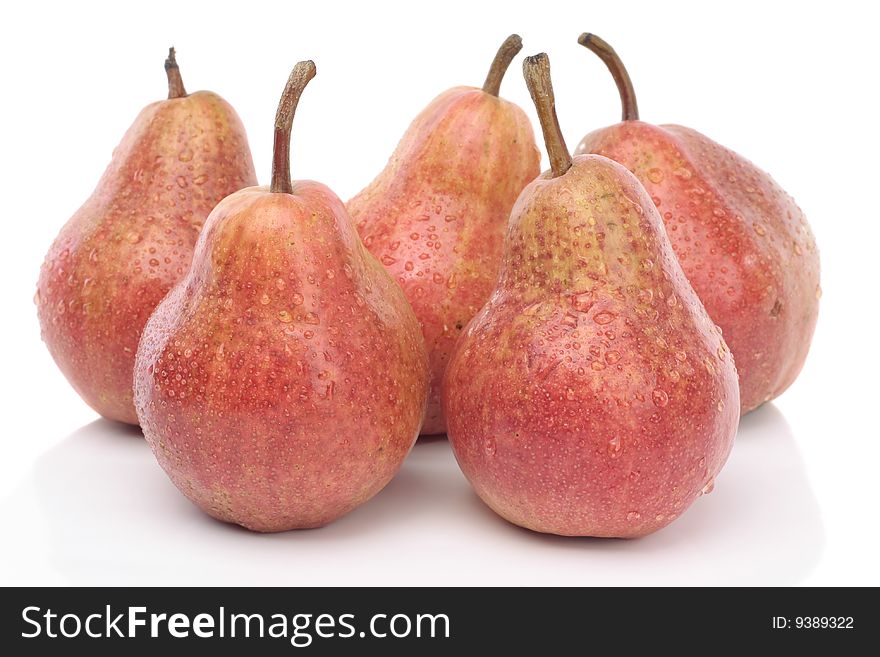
xmin=37 ymin=48 xmax=257 ymax=424
xmin=134 ymin=62 xmax=429 ymax=532
xmin=575 ymin=34 xmax=820 ymax=413
xmin=349 ymin=35 xmax=540 ymax=435
xmin=443 ymin=54 xmax=739 ymax=538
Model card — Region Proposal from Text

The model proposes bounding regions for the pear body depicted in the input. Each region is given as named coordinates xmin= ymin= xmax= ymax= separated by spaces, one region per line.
xmin=37 ymin=91 xmax=256 ymax=424
xmin=577 ymin=123 xmax=819 ymax=412
xmin=134 ymin=184 xmax=429 ymax=532
xmin=349 ymin=87 xmax=540 ymax=434
xmin=443 ymin=155 xmax=739 ymax=537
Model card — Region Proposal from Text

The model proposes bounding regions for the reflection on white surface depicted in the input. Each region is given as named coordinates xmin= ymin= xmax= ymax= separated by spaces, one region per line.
xmin=0 ymin=403 xmax=823 ymax=585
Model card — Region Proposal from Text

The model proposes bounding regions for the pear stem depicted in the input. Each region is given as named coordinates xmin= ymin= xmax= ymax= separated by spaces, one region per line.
xmin=482 ymin=34 xmax=523 ymax=96
xmin=270 ymin=61 xmax=317 ymax=195
xmin=523 ymin=53 xmax=572 ymax=178
xmin=164 ymin=47 xmax=187 ymax=99
xmin=578 ymin=33 xmax=639 ymax=121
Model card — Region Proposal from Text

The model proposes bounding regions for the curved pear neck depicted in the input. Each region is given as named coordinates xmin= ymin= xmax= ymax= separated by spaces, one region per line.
xmin=271 ymin=61 xmax=317 ymax=195
xmin=501 ymin=158 xmax=661 ymax=298
xmin=482 ymin=34 xmax=523 ymax=96
xmin=164 ymin=47 xmax=188 ymax=99
xmin=578 ymin=33 xmax=639 ymax=121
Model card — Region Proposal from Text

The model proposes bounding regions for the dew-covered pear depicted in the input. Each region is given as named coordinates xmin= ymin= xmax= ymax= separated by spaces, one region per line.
xmin=134 ymin=62 xmax=429 ymax=532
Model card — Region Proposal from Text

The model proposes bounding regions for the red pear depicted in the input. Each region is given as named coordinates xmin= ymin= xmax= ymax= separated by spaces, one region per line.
xmin=575 ymin=34 xmax=820 ymax=413
xmin=37 ymin=49 xmax=257 ymax=424
xmin=443 ymin=54 xmax=739 ymax=538
xmin=349 ymin=35 xmax=540 ymax=435
xmin=134 ymin=62 xmax=429 ymax=532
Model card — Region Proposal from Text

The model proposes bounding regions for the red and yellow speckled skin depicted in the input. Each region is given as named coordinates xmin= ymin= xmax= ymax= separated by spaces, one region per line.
xmin=37 ymin=91 xmax=256 ymax=424
xmin=134 ymin=184 xmax=429 ymax=532
xmin=349 ymin=87 xmax=540 ymax=435
xmin=577 ymin=124 xmax=819 ymax=413
xmin=443 ymin=155 xmax=739 ymax=538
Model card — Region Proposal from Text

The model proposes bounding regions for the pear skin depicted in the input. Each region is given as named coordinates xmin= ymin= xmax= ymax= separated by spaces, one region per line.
xmin=349 ymin=35 xmax=540 ymax=435
xmin=443 ymin=54 xmax=739 ymax=538
xmin=575 ymin=34 xmax=819 ymax=413
xmin=134 ymin=63 xmax=429 ymax=532
xmin=37 ymin=49 xmax=256 ymax=424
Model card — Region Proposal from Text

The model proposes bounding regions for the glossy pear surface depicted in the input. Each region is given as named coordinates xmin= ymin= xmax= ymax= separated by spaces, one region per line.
xmin=578 ymin=124 xmax=819 ymax=413
xmin=37 ymin=91 xmax=256 ymax=423
xmin=134 ymin=183 xmax=429 ymax=531
xmin=349 ymin=87 xmax=540 ymax=434
xmin=444 ymin=155 xmax=739 ymax=537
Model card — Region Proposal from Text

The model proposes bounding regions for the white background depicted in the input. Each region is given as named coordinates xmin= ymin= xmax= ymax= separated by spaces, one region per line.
xmin=1 ymin=0 xmax=877 ymax=585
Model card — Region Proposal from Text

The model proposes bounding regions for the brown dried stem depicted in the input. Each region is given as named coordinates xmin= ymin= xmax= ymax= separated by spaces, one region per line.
xmin=523 ymin=53 xmax=572 ymax=178
xmin=165 ymin=47 xmax=187 ymax=99
xmin=271 ymin=61 xmax=317 ymax=195
xmin=578 ymin=33 xmax=639 ymax=121
xmin=482 ymin=34 xmax=523 ymax=96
